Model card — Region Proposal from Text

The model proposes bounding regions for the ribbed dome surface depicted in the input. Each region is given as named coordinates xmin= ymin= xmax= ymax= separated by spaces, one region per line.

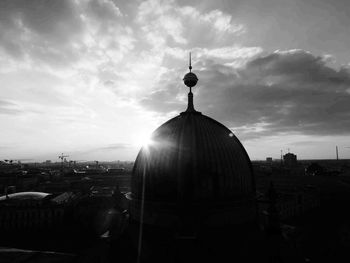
xmin=131 ymin=111 xmax=254 ymax=203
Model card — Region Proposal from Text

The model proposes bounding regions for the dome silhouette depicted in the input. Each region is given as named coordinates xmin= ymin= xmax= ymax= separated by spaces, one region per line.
xmin=130 ymin=56 xmax=256 ymax=228
xmin=132 ymin=112 xmax=254 ymax=200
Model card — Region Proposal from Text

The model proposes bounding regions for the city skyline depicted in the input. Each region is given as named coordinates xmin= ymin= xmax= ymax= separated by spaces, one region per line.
xmin=1 ymin=0 xmax=350 ymax=162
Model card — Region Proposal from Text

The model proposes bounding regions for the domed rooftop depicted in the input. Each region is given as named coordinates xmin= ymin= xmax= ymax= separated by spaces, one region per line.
xmin=132 ymin=113 xmax=254 ymax=201
xmin=130 ymin=55 xmax=256 ymax=227
xmin=0 ymin=192 xmax=51 ymax=202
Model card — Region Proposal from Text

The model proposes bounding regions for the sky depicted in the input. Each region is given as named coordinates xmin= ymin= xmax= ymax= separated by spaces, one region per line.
xmin=1 ymin=0 xmax=350 ymax=162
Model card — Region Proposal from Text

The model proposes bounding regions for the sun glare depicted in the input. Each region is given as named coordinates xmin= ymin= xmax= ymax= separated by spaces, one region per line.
xmin=132 ymin=132 xmax=154 ymax=149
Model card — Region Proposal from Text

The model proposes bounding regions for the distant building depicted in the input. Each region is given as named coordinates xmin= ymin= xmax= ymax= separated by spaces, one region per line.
xmin=107 ymin=168 xmax=125 ymax=175
xmin=266 ymin=157 xmax=273 ymax=164
xmin=283 ymin=152 xmax=297 ymax=167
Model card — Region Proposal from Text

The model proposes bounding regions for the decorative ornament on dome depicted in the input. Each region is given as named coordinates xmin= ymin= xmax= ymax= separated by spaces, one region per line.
xmin=183 ymin=52 xmax=199 ymax=113
xmin=183 ymin=52 xmax=198 ymax=89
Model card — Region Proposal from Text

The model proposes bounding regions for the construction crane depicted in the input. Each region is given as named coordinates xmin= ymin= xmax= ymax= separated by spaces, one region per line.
xmin=58 ymin=153 xmax=69 ymax=168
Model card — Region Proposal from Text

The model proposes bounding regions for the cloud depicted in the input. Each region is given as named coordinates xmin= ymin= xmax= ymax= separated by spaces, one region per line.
xmin=0 ymin=0 xmax=136 ymax=123
xmin=135 ymin=0 xmax=245 ymax=50
xmin=0 ymin=0 xmax=131 ymax=72
xmin=196 ymin=46 xmax=263 ymax=61
xmin=2 ymin=0 xmax=348 ymax=160
xmin=0 ymin=0 xmax=82 ymax=67
xmin=137 ymin=0 xmax=187 ymax=46
xmin=96 ymin=143 xmax=131 ymax=151
xmin=0 ymin=0 xmax=248 ymax=101
xmin=139 ymin=49 xmax=350 ymax=139
xmin=194 ymin=9 xmax=244 ymax=34
xmin=0 ymin=99 xmax=22 ymax=115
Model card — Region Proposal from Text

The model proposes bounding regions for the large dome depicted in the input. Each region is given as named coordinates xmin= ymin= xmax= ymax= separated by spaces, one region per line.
xmin=129 ymin=62 xmax=256 ymax=228
xmin=132 ymin=111 xmax=254 ymax=201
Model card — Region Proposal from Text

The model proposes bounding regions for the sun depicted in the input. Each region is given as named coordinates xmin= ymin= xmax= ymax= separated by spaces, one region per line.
xmin=132 ymin=132 xmax=154 ymax=149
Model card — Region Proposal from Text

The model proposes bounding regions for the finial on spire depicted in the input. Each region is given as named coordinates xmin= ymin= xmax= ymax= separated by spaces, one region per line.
xmin=183 ymin=52 xmax=199 ymax=112
xmin=183 ymin=52 xmax=198 ymax=90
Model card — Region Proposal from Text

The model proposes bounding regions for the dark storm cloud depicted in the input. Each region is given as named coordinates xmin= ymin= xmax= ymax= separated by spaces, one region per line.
xmin=242 ymin=50 xmax=350 ymax=84
xmin=0 ymin=0 xmax=125 ymax=68
xmin=213 ymin=50 xmax=350 ymax=137
xmin=0 ymin=0 xmax=82 ymax=64
xmin=140 ymin=49 xmax=350 ymax=138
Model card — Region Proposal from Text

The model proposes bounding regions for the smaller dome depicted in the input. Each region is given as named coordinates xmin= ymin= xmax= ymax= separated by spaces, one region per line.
xmin=0 ymin=192 xmax=51 ymax=201
xmin=183 ymin=72 xmax=198 ymax=88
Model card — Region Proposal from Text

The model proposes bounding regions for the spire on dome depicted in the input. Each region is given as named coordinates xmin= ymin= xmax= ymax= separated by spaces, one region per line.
xmin=183 ymin=52 xmax=198 ymax=112
xmin=189 ymin=52 xmax=192 ymax=72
